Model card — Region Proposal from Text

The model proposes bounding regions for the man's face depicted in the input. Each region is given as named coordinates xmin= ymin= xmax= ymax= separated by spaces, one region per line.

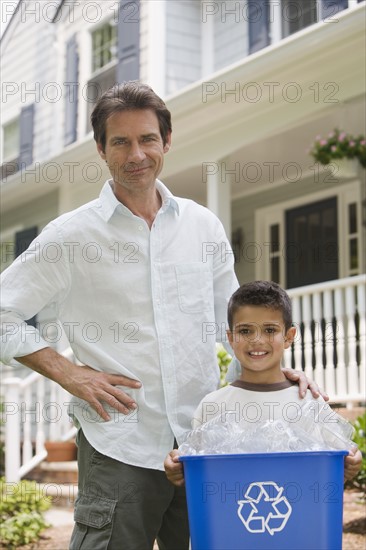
xmin=97 ymin=109 xmax=171 ymax=197
xmin=227 ymin=305 xmax=296 ymax=380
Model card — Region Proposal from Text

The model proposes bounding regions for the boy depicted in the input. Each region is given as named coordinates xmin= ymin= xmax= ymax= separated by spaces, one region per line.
xmin=164 ymin=281 xmax=361 ymax=485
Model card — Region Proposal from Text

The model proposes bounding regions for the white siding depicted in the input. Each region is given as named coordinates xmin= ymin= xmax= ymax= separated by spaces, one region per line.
xmin=139 ymin=0 xmax=149 ymax=85
xmin=1 ymin=1 xmax=60 ymax=164
xmin=214 ymin=0 xmax=249 ymax=71
xmin=165 ymin=0 xmax=201 ymax=95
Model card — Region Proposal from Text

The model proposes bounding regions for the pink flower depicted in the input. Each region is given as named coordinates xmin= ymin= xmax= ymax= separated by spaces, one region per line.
xmin=349 ymin=141 xmax=355 ymax=147
xmin=331 ymin=145 xmax=337 ymax=152
xmin=338 ymin=132 xmax=346 ymax=141
xmin=360 ymin=140 xmax=366 ymax=146
xmin=320 ymin=140 xmax=327 ymax=146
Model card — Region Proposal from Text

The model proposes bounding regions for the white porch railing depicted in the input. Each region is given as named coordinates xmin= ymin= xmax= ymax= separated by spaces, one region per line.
xmin=286 ymin=274 xmax=366 ymax=404
xmin=2 ymin=348 xmax=77 ymax=482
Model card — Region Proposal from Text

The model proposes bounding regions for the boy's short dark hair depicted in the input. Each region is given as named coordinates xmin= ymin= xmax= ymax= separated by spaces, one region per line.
xmin=228 ymin=281 xmax=292 ymax=331
xmin=91 ymin=81 xmax=172 ymax=152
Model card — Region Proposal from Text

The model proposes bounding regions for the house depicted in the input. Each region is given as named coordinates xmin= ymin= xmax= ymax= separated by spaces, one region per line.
xmin=1 ymin=0 xmax=365 ymax=480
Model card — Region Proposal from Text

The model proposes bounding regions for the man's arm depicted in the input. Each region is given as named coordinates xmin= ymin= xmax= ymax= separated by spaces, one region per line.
xmin=281 ymin=367 xmax=329 ymax=401
xmin=16 ymin=347 xmax=141 ymax=422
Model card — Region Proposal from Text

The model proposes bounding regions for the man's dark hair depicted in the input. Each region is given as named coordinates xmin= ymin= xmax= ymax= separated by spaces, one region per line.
xmin=91 ymin=81 xmax=172 ymax=151
xmin=227 ymin=281 xmax=292 ymax=331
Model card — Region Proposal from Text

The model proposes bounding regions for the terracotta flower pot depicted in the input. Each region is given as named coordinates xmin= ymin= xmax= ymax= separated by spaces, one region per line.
xmin=44 ymin=440 xmax=77 ymax=462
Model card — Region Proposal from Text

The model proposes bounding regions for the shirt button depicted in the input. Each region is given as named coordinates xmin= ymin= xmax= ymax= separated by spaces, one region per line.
xmin=138 ymin=225 xmax=143 ymax=231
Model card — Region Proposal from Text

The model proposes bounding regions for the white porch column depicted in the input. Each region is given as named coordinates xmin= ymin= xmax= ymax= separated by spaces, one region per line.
xmin=269 ymin=0 xmax=282 ymax=45
xmin=205 ymin=157 xmax=232 ymax=239
xmin=145 ymin=0 xmax=166 ymax=97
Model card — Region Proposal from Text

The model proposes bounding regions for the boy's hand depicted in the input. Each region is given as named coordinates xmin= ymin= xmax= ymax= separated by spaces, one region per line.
xmin=281 ymin=368 xmax=329 ymax=401
xmin=164 ymin=450 xmax=185 ymax=486
xmin=344 ymin=448 xmax=362 ymax=481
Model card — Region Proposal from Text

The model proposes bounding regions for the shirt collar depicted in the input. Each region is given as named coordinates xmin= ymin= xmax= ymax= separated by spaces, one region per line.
xmin=99 ymin=179 xmax=180 ymax=222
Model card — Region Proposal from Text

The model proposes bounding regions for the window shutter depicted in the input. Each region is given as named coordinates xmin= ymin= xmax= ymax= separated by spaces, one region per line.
xmin=15 ymin=226 xmax=38 ymax=258
xmin=117 ymin=0 xmax=140 ymax=83
xmin=64 ymin=35 xmax=79 ymax=145
xmin=19 ymin=104 xmax=35 ymax=168
xmin=15 ymin=226 xmax=38 ymax=326
xmin=321 ymin=0 xmax=348 ymax=19
xmin=248 ymin=0 xmax=270 ymax=54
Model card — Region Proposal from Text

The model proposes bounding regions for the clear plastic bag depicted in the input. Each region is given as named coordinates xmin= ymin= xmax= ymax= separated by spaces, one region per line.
xmin=178 ymin=402 xmax=357 ymax=456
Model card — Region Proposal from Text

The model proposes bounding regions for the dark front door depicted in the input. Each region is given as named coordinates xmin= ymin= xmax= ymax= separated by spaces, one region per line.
xmin=286 ymin=197 xmax=338 ymax=289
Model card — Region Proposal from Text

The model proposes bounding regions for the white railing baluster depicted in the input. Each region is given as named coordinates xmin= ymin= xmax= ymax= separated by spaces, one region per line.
xmin=36 ymin=377 xmax=46 ymax=454
xmin=302 ymin=294 xmax=313 ymax=380
xmin=323 ymin=289 xmax=336 ymax=396
xmin=334 ymin=287 xmax=347 ymax=396
xmin=49 ymin=378 xmax=59 ymax=440
xmin=357 ymin=282 xmax=366 ymax=395
xmin=292 ymin=296 xmax=302 ymax=371
xmin=312 ymin=292 xmax=324 ymax=389
xmin=22 ymin=386 xmax=33 ymax=465
xmin=3 ymin=379 xmax=22 ymax=482
xmin=346 ymin=286 xmax=359 ymax=396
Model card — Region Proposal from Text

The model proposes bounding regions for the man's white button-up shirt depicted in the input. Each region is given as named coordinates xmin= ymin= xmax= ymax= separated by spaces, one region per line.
xmin=1 ymin=180 xmax=238 ymax=469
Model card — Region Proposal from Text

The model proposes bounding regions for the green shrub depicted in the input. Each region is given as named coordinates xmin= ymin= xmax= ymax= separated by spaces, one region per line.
xmin=217 ymin=344 xmax=232 ymax=387
xmin=345 ymin=412 xmax=366 ymax=493
xmin=0 ymin=478 xmax=51 ymax=547
xmin=1 ymin=512 xmax=49 ymax=547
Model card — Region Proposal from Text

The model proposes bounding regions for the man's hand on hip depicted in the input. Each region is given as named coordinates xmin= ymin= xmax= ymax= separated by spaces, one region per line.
xmin=15 ymin=347 xmax=141 ymax=421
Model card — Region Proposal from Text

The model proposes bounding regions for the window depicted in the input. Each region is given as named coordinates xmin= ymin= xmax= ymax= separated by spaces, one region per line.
xmin=1 ymin=118 xmax=20 ymax=180
xmin=285 ymin=198 xmax=339 ymax=288
xmin=3 ymin=119 xmax=19 ymax=163
xmin=269 ymin=224 xmax=281 ymax=283
xmin=86 ymin=21 xmax=118 ymax=133
xmin=92 ymin=22 xmax=117 ymax=73
xmin=282 ymin=0 xmax=317 ymax=37
xmin=321 ymin=0 xmax=348 ymax=19
xmin=1 ymin=104 xmax=34 ymax=180
xmin=347 ymin=203 xmax=360 ymax=275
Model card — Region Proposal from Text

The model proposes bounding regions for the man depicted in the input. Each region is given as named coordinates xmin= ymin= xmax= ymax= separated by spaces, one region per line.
xmin=1 ymin=82 xmax=338 ymax=549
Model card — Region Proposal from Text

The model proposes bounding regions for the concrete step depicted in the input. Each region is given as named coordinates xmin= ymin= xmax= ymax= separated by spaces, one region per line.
xmin=27 ymin=461 xmax=78 ymax=484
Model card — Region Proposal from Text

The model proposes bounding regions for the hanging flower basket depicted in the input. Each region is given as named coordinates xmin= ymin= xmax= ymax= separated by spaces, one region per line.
xmin=331 ymin=158 xmax=359 ymax=178
xmin=309 ymin=129 xmax=366 ymax=171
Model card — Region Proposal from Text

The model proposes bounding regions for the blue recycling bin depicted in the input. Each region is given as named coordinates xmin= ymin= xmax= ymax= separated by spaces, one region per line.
xmin=180 ymin=451 xmax=347 ymax=550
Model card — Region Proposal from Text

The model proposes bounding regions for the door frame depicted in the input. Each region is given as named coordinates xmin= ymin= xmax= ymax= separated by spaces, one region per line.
xmin=254 ymin=180 xmax=362 ymax=287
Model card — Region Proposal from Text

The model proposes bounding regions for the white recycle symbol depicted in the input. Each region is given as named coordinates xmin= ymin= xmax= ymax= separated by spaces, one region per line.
xmin=237 ymin=481 xmax=292 ymax=536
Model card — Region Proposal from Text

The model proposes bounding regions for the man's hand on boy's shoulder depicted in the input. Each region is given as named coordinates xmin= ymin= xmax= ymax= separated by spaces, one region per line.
xmin=281 ymin=368 xmax=329 ymax=401
xmin=164 ymin=450 xmax=185 ymax=487
xmin=344 ymin=448 xmax=362 ymax=481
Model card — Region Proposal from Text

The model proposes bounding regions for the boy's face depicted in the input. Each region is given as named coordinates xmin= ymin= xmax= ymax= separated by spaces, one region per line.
xmin=227 ymin=305 xmax=296 ymax=382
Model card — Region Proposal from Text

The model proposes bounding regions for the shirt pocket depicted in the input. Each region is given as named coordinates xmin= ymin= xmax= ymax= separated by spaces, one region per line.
xmin=70 ymin=493 xmax=117 ymax=550
xmin=175 ymin=263 xmax=213 ymax=313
